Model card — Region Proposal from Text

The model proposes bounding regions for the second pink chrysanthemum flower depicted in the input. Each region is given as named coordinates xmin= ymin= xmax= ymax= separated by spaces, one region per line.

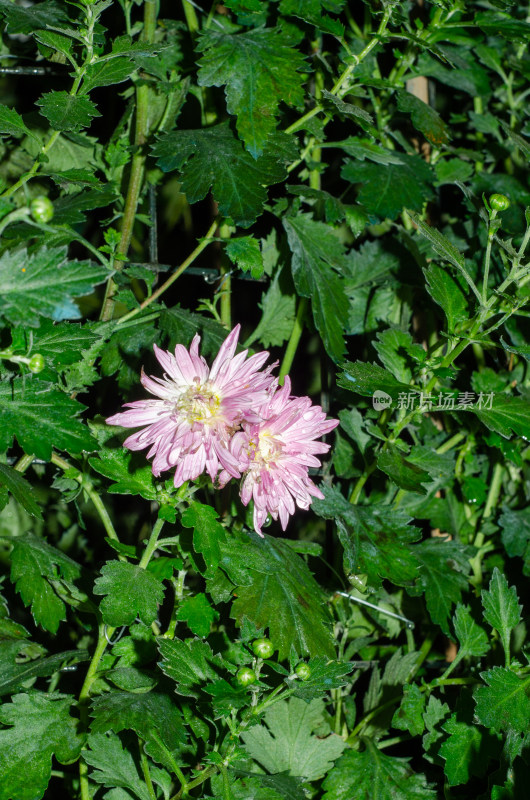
xmin=219 ymin=376 xmax=339 ymax=535
xmin=106 ymin=325 xmax=275 ymax=487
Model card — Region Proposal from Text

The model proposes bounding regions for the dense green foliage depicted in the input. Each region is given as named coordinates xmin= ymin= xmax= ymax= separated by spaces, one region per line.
xmin=0 ymin=1 xmax=529 ymax=798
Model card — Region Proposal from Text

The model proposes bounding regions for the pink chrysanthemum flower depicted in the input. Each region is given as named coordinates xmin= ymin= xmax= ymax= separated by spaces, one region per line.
xmin=219 ymin=376 xmax=339 ymax=535
xmin=106 ymin=325 xmax=275 ymax=487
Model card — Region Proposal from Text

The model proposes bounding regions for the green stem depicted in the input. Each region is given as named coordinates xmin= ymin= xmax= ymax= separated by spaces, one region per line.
xmin=182 ymin=0 xmax=200 ymax=33
xmin=219 ymin=223 xmax=233 ymax=329
xmin=482 ymin=462 xmax=504 ymax=523
xmin=138 ymin=517 xmax=165 ymax=569
xmin=100 ymin=0 xmax=158 ymax=321
xmin=482 ymin=214 xmax=498 ymax=303
xmin=470 ymin=462 xmax=504 ymax=588
xmin=278 ymin=297 xmax=308 ymax=385
xmin=285 ymin=5 xmax=394 ymax=136
xmin=116 ymin=219 xmax=218 ymax=325
xmin=14 ymin=453 xmax=35 ymax=473
xmin=1 ymin=132 xmax=61 ymax=199
xmin=220 ymin=764 xmax=235 ymax=800
xmin=436 ymin=432 xmax=466 ymax=455
xmin=50 ymin=454 xmax=122 ymax=554
xmin=349 ymin=462 xmax=377 ymax=504
xmin=0 ymin=207 xmax=30 ymax=237
xmin=78 ymin=515 xmax=166 ymax=798
xmin=378 ymin=734 xmax=412 ymax=750
xmin=165 ymin=570 xmax=187 ymax=639
xmin=79 ymin=623 xmax=115 ymax=800
xmin=139 ymin=741 xmax=158 ymax=800
xmin=150 ymin=731 xmax=188 ymax=790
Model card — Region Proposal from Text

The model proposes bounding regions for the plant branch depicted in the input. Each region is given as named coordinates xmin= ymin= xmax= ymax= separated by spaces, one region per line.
xmin=51 ymin=453 xmax=122 ymax=555
xmin=100 ymin=0 xmax=158 ymax=321
xmin=116 ymin=219 xmax=219 ymax=324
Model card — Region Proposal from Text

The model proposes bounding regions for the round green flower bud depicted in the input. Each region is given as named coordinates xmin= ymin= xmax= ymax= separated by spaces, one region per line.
xmin=489 ymin=194 xmax=510 ymax=212
xmin=295 ymin=662 xmax=311 ymax=680
xmin=28 ymin=354 xmax=45 ymax=373
xmin=252 ymin=638 xmax=275 ymax=659
xmin=236 ymin=667 xmax=257 ymax=687
xmin=30 ymin=196 xmax=54 ymax=224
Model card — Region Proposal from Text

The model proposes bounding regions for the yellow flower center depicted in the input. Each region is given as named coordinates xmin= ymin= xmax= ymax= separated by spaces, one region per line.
xmin=248 ymin=430 xmax=282 ymax=466
xmin=176 ymin=379 xmax=221 ymax=424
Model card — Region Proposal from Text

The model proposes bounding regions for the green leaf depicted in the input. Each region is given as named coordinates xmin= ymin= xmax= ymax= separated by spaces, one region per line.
xmin=15 ymin=320 xmax=100 ymax=368
xmin=321 ymin=90 xmax=374 ymax=126
xmin=0 ymin=377 xmax=95 ymax=460
xmin=10 ymin=533 xmax=81 ymax=633
xmin=434 ymin=158 xmax=474 ymax=185
xmin=451 ymin=604 xmax=490 ymax=670
xmin=0 ymin=246 xmax=110 ymax=326
xmin=34 ymin=28 xmax=73 ymax=58
xmin=89 ymin=447 xmax=158 ymax=501
xmin=377 ymin=446 xmax=430 ymax=494
xmin=500 ymin=337 xmax=530 ymax=364
xmin=90 ymin=691 xmax=187 ymax=772
xmin=280 ymin=0 xmax=345 ymax=34
xmin=341 ymin=155 xmax=434 ymax=220
xmin=481 ymin=567 xmax=522 ymax=664
xmin=474 ymin=667 xmax=530 ymax=733
xmin=158 ymin=637 xmax=223 ymax=698
xmin=83 ymin=732 xmax=151 ymax=800
xmin=82 ymin=57 xmax=136 ymax=93
xmin=204 ymin=678 xmax=248 ymax=718
xmin=0 ymin=0 xmax=67 ymax=34
xmin=338 ymin=361 xmax=414 ymax=400
xmin=424 ymin=264 xmax=468 ymax=332
xmin=93 ymin=562 xmax=165 ymax=627
xmin=52 ymin=187 xmax=116 ymax=226
xmin=0 ymin=104 xmax=37 ymax=141
xmin=244 ymin=267 xmax=296 ymax=349
xmin=374 ymin=329 xmax=425 ymax=384
xmin=412 ymin=538 xmax=470 ymax=635
xmin=396 ymin=90 xmax=449 ymax=146
xmin=152 ymin=123 xmax=288 ymax=227
xmin=181 ymin=501 xmax=227 ymax=574
xmin=211 ymin=773 xmax=285 ymax=800
xmin=407 ymin=212 xmax=465 ymax=271
xmin=0 ymin=641 xmax=88 ymax=697
xmin=37 ymin=91 xmax=101 ymax=132
xmin=499 ymin=507 xmax=530 ymax=576
xmin=225 ymin=236 xmax=264 ymax=279
xmin=474 ymin=11 xmax=530 ymax=41
xmin=422 ymin=694 xmax=450 ymax=754
xmin=392 ymin=684 xmax=425 ymax=737
xmin=197 ymin=28 xmax=305 ymax=156
xmin=0 ymin=464 xmax=42 ymax=519
xmin=176 ymin=593 xmax=216 ymax=638
xmin=0 ymin=692 xmax=83 ymax=800
xmin=284 ymin=215 xmax=348 ymax=363
xmin=291 ymin=657 xmax=355 ymax=702
xmin=250 ymin=773 xmax=306 ymax=800
xmin=242 ymin=697 xmax=345 ymax=781
xmin=412 ymin=49 xmax=490 ymax=97
xmin=322 ymin=742 xmax=437 ymax=800
xmin=439 ymin=714 xmax=496 ymax=786
xmin=313 ymin=486 xmax=421 ymax=586
xmin=219 ymin=532 xmax=334 ymax=659
xmin=473 ymin=394 xmax=530 ymax=440
xmin=99 ymin=319 xmax=158 ymax=391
